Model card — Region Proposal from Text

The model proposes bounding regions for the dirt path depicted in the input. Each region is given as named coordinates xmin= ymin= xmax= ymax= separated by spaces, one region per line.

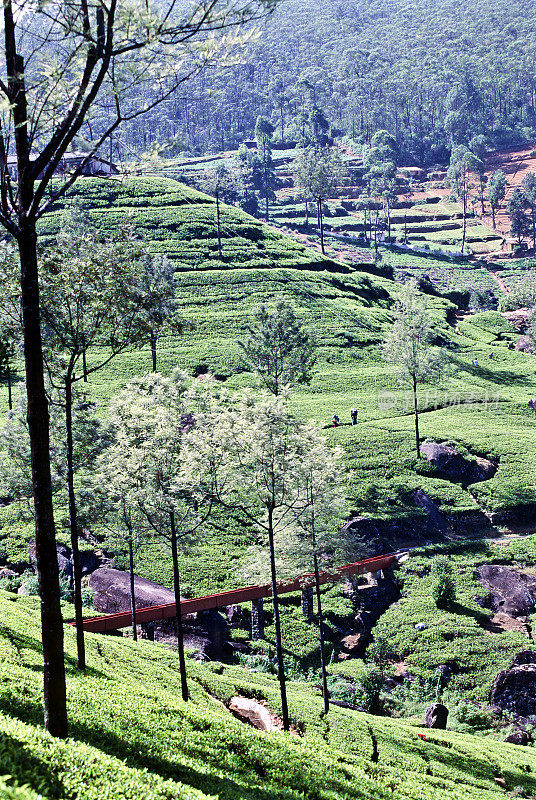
xmin=488 ymin=267 xmax=510 ymax=294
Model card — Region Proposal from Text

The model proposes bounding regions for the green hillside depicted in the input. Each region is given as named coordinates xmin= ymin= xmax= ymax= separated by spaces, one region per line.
xmin=2 ymin=176 xmax=536 ymax=593
xmin=39 ymin=177 xmax=536 ymax=520
xmin=2 ymin=590 xmax=536 ymax=800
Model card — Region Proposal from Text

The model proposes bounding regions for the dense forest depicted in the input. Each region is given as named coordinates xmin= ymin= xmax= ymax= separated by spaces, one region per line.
xmin=120 ymin=0 xmax=536 ymax=164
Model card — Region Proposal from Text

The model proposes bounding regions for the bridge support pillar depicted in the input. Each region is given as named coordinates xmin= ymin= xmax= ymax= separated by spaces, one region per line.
xmin=301 ymin=586 xmax=314 ymax=620
xmin=141 ymin=622 xmax=155 ymax=641
xmin=251 ymin=598 xmax=264 ymax=640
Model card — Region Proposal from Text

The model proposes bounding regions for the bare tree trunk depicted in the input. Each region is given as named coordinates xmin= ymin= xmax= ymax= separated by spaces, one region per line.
xmin=6 ymin=362 xmax=12 ymax=411
xmin=65 ymin=369 xmax=85 ymax=670
xmin=491 ymin=206 xmax=496 ymax=229
xmin=82 ymin=336 xmax=88 ymax=382
xmin=413 ymin=374 xmax=420 ymax=458
xmin=313 ymin=551 xmax=329 ymax=715
xmin=318 ymin=199 xmax=325 ymax=254
xmin=170 ymin=510 xmax=188 ymax=702
xmin=128 ymin=530 xmax=137 ymax=642
xmin=215 ymin=190 xmax=223 ymax=260
xmin=18 ymin=224 xmax=67 ymax=736
xmin=6 ymin=0 xmax=67 ymax=733
xmin=461 ymin=191 xmax=467 ymax=253
xmin=150 ymin=330 xmax=157 ymax=373
xmin=267 ymin=505 xmax=289 ymax=731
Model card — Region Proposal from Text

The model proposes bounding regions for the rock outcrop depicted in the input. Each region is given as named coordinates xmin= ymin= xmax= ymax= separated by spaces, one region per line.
xmin=88 ymin=568 xmax=176 ymax=614
xmin=515 ymin=335 xmax=536 ymax=354
xmin=88 ymin=567 xmax=229 ymax=658
xmin=504 ymin=729 xmax=531 ymax=745
xmin=423 ymin=703 xmax=449 ymax=729
xmin=228 ymin=697 xmax=277 ymax=732
xmin=29 ymin=541 xmax=72 ymax=577
xmin=419 ymin=442 xmax=496 ymax=485
xmin=490 ymin=652 xmax=536 ymax=717
xmin=476 ymin=565 xmax=536 ymax=617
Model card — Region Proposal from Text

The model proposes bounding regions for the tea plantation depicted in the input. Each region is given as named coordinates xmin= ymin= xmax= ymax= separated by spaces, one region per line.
xmin=2 ymin=590 xmax=536 ymax=800
xmin=2 ymin=176 xmax=536 ymax=583
xmin=33 ymin=177 xmax=536 ymax=526
xmin=3 ymin=175 xmax=536 ymax=739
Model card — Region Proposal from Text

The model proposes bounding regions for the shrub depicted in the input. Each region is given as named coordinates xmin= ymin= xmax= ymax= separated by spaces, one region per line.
xmin=431 ymin=555 xmax=456 ymax=609
xmin=355 ymin=666 xmax=384 ymax=714
xmin=366 ymin=636 xmax=394 ymax=669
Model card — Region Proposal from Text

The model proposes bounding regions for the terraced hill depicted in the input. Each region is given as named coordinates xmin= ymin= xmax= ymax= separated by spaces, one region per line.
xmin=0 ymin=176 xmax=533 ymax=584
xmin=2 ymin=590 xmax=536 ymax=800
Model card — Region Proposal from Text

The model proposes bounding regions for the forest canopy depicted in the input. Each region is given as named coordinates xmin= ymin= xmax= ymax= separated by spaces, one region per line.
xmin=128 ymin=0 xmax=536 ymax=164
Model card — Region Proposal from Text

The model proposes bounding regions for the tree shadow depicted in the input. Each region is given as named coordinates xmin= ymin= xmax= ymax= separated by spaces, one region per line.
xmin=1 ymin=625 xmax=108 ymax=679
xmin=0 ymin=729 xmax=66 ymax=796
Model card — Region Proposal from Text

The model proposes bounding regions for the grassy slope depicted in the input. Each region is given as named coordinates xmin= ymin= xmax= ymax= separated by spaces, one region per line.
xmin=2 ymin=176 xmax=536 ymax=707
xmin=2 ymin=591 xmax=536 ymax=800
xmin=2 ymin=176 xmax=536 ymax=578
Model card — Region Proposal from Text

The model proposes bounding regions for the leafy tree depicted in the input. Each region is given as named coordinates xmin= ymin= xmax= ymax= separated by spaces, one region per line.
xmin=201 ymin=165 xmax=240 ymax=260
xmin=487 ymin=170 xmax=507 ymax=229
xmin=293 ymin=146 xmax=343 ymax=253
xmin=102 ymin=371 xmax=212 ymax=702
xmin=383 ymin=280 xmax=444 ymax=457
xmin=509 ymin=188 xmax=531 ymax=247
xmin=469 ymin=135 xmax=489 ymax=215
xmin=186 ymin=390 xmax=333 ymax=731
xmin=234 ymin=145 xmax=261 ymax=216
xmin=98 ymin=448 xmax=153 ymax=642
xmin=130 ymin=254 xmax=184 ymax=372
xmin=240 ymin=300 xmax=315 ymax=395
xmin=522 ymin=173 xmax=536 ymax=252
xmin=0 ymin=0 xmax=279 ymax=737
xmin=447 ymin=145 xmax=482 ymax=253
xmin=254 ymin=116 xmax=277 ymax=221
xmin=308 ymin=105 xmax=330 ymax=145
xmin=39 ymin=211 xmax=147 ymax=670
xmin=431 ymin=555 xmax=456 ymax=609
xmin=284 ymin=425 xmax=347 ymax=715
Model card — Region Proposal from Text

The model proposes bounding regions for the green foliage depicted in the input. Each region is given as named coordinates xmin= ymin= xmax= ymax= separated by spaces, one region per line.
xmin=431 ymin=555 xmax=456 ymax=609
xmin=4 ymin=591 xmax=536 ymax=799
xmin=240 ymin=299 xmax=316 ymax=394
xmin=355 ymin=666 xmax=384 ymax=714
xmin=367 ymin=636 xmax=394 ymax=669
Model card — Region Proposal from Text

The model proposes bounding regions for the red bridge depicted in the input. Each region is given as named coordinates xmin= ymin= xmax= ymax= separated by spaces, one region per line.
xmin=79 ymin=553 xmax=396 ymax=633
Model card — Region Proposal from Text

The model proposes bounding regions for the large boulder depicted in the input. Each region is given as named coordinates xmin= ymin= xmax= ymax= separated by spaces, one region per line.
xmin=340 ymin=517 xmax=382 ymax=553
xmin=228 ymin=697 xmax=276 ymax=732
xmin=476 ymin=565 xmax=536 ymax=617
xmin=79 ymin=549 xmax=102 ymax=575
xmin=515 ymin=335 xmax=536 ymax=354
xmin=29 ymin=540 xmax=71 ymax=577
xmin=87 ymin=568 xmax=176 ymax=614
xmin=419 ymin=442 xmax=496 ymax=485
xmin=490 ymin=657 xmax=536 ymax=717
xmin=505 ymin=729 xmax=531 ymax=745
xmin=423 ymin=703 xmax=449 ymax=729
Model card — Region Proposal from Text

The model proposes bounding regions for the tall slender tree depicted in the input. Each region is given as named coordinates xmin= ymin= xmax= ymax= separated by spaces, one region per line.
xmin=447 ymin=146 xmax=482 ymax=253
xmin=186 ymin=390 xmax=330 ymax=732
xmin=240 ymin=299 xmax=315 ymax=395
xmin=487 ymin=170 xmax=506 ymax=229
xmin=383 ymin=280 xmax=444 ymax=457
xmin=254 ymin=116 xmax=277 ymax=221
xmin=293 ymin=146 xmax=342 ymax=254
xmin=0 ymin=0 xmax=279 ymax=737
xmin=102 ymin=371 xmax=213 ymax=702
